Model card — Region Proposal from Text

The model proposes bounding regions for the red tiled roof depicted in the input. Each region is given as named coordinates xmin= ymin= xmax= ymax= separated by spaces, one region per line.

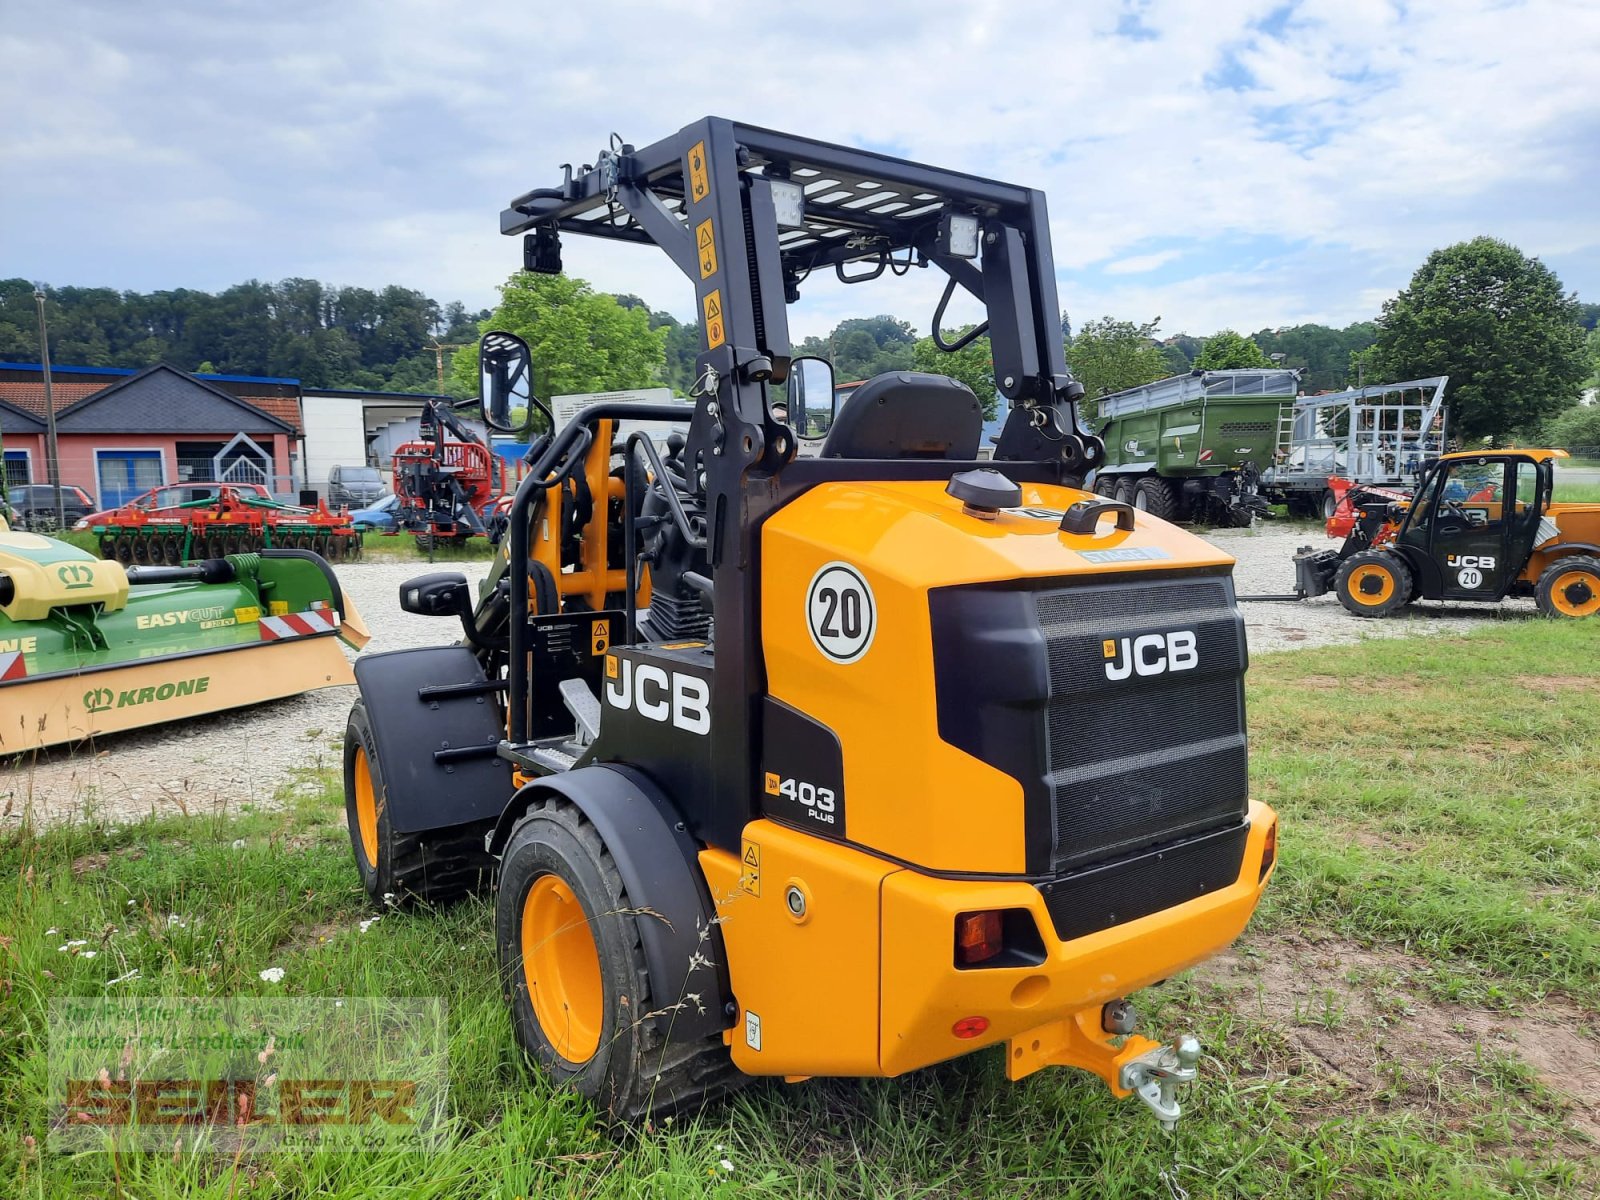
xmin=0 ymin=382 xmax=105 ymax=417
xmin=239 ymin=395 xmax=304 ymax=433
xmin=0 ymin=380 xmax=302 ymax=433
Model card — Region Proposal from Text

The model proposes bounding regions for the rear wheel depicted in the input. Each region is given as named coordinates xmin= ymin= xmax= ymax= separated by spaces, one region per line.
xmin=496 ymin=798 xmax=739 ymax=1119
xmin=1535 ymin=556 xmax=1600 ymax=619
xmin=343 ymin=699 xmax=493 ymax=909
xmin=1320 ymin=489 xmax=1339 ymax=521
xmin=1132 ymin=477 xmax=1177 ymax=520
xmin=1091 ymin=474 xmax=1117 ymax=498
xmin=1112 ymin=477 xmax=1137 ymax=506
xmin=1334 ymin=550 xmax=1413 ymax=618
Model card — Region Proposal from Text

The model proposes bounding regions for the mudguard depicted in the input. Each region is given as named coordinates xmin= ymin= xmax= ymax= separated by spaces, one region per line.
xmin=353 ymin=645 xmax=509 ymax=833
xmin=490 ymin=764 xmax=732 ymax=1042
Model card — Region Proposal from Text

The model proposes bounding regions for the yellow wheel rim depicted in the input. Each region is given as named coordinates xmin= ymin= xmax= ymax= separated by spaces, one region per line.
xmin=353 ymin=747 xmax=379 ymax=867
xmin=1549 ymin=570 xmax=1600 ymax=617
xmin=521 ymin=875 xmax=604 ymax=1062
xmin=1348 ymin=563 xmax=1396 ymax=605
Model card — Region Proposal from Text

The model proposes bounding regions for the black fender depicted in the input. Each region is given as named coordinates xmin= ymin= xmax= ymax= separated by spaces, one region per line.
xmin=490 ymin=764 xmax=731 ymax=1042
xmin=352 ymin=646 xmax=509 ymax=833
xmin=1541 ymin=541 xmax=1600 ymax=559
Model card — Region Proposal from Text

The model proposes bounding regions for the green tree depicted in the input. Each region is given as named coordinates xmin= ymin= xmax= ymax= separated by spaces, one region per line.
xmin=1541 ymin=402 xmax=1600 ymax=451
xmin=1370 ymin=237 xmax=1588 ymax=442
xmin=1252 ymin=322 xmax=1377 ymax=392
xmin=912 ymin=329 xmax=997 ymax=419
xmin=1066 ymin=316 xmax=1169 ymax=404
xmin=795 ymin=315 xmax=916 ymax=381
xmin=1194 ymin=328 xmax=1269 ymax=370
xmin=448 ymin=272 xmax=666 ymax=401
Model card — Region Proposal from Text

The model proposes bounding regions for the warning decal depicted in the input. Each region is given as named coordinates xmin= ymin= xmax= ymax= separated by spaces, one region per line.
xmin=695 ymin=218 xmax=717 ymax=279
xmin=687 ymin=141 xmax=710 ymax=203
xmin=590 ymin=619 xmax=609 ymax=656
xmin=740 ymin=838 xmax=761 ymax=897
xmin=703 ymin=289 xmax=726 ymax=349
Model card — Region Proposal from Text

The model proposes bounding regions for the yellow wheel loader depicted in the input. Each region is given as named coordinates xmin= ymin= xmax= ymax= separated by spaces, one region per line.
xmin=343 ymin=119 xmax=1278 ymax=1129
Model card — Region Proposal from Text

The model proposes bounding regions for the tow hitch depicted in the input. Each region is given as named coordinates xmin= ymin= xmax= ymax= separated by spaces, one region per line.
xmin=1119 ymin=1036 xmax=1203 ymax=1132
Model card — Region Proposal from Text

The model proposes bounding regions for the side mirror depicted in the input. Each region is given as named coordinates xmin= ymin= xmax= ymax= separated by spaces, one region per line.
xmin=399 ymin=571 xmax=472 ymax=617
xmin=478 ymin=330 xmax=535 ymax=434
xmin=787 ymin=355 xmax=836 ymax=440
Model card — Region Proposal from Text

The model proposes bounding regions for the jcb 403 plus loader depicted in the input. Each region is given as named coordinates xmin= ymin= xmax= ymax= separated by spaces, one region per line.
xmin=343 ymin=119 xmax=1278 ymax=1129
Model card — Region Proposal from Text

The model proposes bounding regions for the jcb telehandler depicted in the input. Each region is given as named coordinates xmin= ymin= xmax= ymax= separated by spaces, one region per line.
xmin=343 ymin=118 xmax=1278 ymax=1128
xmin=1294 ymin=449 xmax=1600 ymax=618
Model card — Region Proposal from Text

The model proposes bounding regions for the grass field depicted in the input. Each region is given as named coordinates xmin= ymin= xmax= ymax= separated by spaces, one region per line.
xmin=2 ymin=621 xmax=1597 ymax=1197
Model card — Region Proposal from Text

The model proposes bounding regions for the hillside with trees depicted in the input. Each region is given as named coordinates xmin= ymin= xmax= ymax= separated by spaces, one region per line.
xmin=7 ymin=238 xmax=1594 ymax=443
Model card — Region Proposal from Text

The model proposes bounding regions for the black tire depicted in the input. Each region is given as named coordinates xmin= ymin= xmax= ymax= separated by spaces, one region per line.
xmin=496 ymin=798 xmax=741 ymax=1120
xmin=1219 ymin=504 xmax=1255 ymax=529
xmin=1112 ymin=477 xmax=1138 ymax=506
xmin=1534 ymin=555 xmax=1600 ymax=620
xmin=1132 ymin=477 xmax=1177 ymax=520
xmin=343 ymin=699 xmax=494 ymax=910
xmin=1320 ymin=489 xmax=1339 ymax=521
xmin=1334 ymin=550 xmax=1413 ymax=618
xmin=1091 ymin=474 xmax=1117 ymax=498
xmin=415 ymin=533 xmax=436 ymax=553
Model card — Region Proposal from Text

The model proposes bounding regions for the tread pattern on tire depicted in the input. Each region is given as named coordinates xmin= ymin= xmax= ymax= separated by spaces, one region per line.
xmin=503 ymin=798 xmax=743 ymax=1122
xmin=1334 ymin=549 xmax=1413 ymax=618
xmin=1535 ymin=554 xmax=1600 ymax=619
xmin=1133 ymin=477 xmax=1177 ymax=520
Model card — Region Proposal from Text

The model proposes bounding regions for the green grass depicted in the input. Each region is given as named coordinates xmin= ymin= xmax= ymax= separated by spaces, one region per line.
xmin=2 ymin=622 xmax=1597 ymax=1197
xmin=1552 ymin=481 xmax=1600 ymax=504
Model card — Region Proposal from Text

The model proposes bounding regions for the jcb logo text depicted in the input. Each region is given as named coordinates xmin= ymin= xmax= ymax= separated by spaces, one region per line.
xmin=604 ymin=657 xmax=710 ymax=735
xmin=1103 ymin=630 xmax=1199 ymax=681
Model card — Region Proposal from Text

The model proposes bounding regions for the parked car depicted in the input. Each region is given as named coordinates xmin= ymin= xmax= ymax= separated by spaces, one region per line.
xmin=74 ymin=482 xmax=274 ymax=530
xmin=348 ymin=493 xmax=399 ymax=532
xmin=6 ymin=483 xmax=94 ymax=531
xmin=328 ymin=465 xmax=385 ymax=507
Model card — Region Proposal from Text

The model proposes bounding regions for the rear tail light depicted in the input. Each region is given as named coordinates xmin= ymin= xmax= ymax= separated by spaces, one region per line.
xmin=1260 ymin=821 xmax=1277 ymax=881
xmin=956 ymin=911 xmax=1003 ymax=965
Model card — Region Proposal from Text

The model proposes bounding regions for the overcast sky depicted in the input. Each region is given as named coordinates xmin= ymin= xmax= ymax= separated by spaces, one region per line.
xmin=3 ymin=0 xmax=1597 ymax=342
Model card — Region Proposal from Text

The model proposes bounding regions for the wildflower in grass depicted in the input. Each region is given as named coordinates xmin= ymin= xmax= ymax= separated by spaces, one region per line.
xmin=360 ymin=917 xmax=381 ymax=933
xmin=58 ymin=940 xmax=87 ymax=952
xmin=81 ymin=950 xmax=97 ymax=959
xmin=720 ymin=1159 xmax=734 ymax=1173
xmin=259 ymin=967 xmax=285 ymax=983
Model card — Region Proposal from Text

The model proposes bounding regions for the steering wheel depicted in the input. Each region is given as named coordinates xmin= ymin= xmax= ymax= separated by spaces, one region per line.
xmin=1442 ymin=499 xmax=1472 ymax=523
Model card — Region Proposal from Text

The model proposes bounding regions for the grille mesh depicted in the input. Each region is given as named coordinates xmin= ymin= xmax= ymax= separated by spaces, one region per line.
xmin=1033 ymin=576 xmax=1247 ymax=872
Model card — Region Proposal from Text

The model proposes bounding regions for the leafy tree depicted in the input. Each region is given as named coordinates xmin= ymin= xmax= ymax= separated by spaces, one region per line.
xmin=1541 ymin=401 xmax=1600 ymax=451
xmin=447 ymin=272 xmax=666 ymax=401
xmin=1370 ymin=237 xmax=1588 ymax=442
xmin=912 ymin=329 xmax=997 ymax=419
xmin=1251 ymin=322 xmax=1377 ymax=393
xmin=1578 ymin=302 xmax=1600 ymax=332
xmin=1066 ymin=316 xmax=1169 ymax=404
xmin=1194 ymin=329 xmax=1269 ymax=370
xmin=795 ymin=315 xmax=917 ymax=381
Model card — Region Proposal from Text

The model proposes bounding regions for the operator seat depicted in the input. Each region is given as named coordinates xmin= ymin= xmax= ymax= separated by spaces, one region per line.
xmin=819 ymin=371 xmax=982 ymax=460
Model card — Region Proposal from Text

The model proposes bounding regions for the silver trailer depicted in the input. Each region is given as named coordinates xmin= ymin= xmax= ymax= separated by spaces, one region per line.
xmin=1262 ymin=376 xmax=1449 ymax=519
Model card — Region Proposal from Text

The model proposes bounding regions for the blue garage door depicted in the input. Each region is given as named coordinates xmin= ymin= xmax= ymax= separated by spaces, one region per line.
xmin=97 ymin=451 xmax=164 ymax=508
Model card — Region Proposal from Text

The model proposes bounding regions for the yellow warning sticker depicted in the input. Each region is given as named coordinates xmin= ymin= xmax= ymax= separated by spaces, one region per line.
xmin=703 ymin=289 xmax=726 ymax=349
xmin=1102 ymin=638 xmax=1117 ymax=658
xmin=591 ymin=619 xmax=609 ymax=656
xmin=687 ymin=140 xmax=710 ymax=203
xmin=740 ymin=838 xmax=761 ymax=896
xmin=605 ymin=653 xmax=619 ymax=679
xmin=268 ymin=600 xmax=289 ymax=616
xmin=695 ymin=218 xmax=718 ymax=279
xmin=764 ymin=771 xmax=780 ymax=796
xmin=234 ymin=605 xmax=261 ymax=623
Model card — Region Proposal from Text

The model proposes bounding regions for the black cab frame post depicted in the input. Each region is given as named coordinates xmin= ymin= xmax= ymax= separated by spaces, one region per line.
xmin=498 ymin=118 xmax=1103 ymax=851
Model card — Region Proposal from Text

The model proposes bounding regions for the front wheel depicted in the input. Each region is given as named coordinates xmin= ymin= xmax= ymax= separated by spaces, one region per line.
xmin=343 ymin=699 xmax=493 ymax=909
xmin=497 ymin=799 xmax=738 ymax=1120
xmin=1535 ymin=556 xmax=1600 ymax=619
xmin=1334 ymin=550 xmax=1413 ymax=618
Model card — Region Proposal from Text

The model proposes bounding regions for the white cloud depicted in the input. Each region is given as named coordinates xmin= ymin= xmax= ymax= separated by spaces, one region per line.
xmin=0 ymin=0 xmax=1595 ymax=338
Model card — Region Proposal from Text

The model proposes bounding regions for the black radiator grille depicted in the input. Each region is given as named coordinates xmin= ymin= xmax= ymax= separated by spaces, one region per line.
xmin=1034 ymin=575 xmax=1248 ymax=873
xmin=1040 ymin=820 xmax=1250 ymax=942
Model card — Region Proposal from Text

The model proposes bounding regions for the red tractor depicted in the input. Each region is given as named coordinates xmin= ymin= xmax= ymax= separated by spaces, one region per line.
xmin=391 ymin=400 xmax=504 ymax=549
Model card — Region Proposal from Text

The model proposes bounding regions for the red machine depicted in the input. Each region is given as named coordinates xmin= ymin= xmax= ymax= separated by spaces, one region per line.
xmin=391 ymin=400 xmax=504 ymax=548
xmin=89 ymin=485 xmax=362 ymax=564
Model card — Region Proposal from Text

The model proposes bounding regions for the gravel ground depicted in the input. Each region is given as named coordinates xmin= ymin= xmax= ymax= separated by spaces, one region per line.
xmin=4 ymin=527 xmax=1530 ymax=829
xmin=3 ymin=559 xmax=493 ymax=831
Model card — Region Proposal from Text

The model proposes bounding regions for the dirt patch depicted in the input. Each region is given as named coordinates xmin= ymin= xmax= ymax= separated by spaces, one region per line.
xmin=1196 ymin=931 xmax=1600 ymax=1149
xmin=1524 ymin=676 xmax=1600 ymax=694
xmin=69 ymin=851 xmax=110 ymax=876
